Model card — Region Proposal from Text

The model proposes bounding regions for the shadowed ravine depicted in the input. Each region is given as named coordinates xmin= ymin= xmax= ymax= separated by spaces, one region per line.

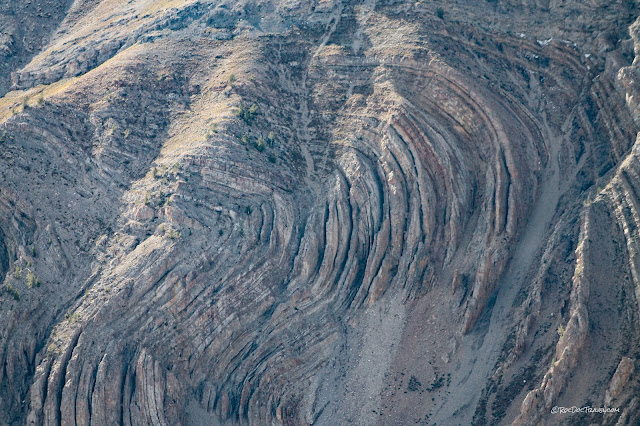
xmin=431 ymin=111 xmax=563 ymax=425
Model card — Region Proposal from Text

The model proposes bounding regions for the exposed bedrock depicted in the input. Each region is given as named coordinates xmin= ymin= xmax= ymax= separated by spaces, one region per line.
xmin=1 ymin=0 xmax=640 ymax=425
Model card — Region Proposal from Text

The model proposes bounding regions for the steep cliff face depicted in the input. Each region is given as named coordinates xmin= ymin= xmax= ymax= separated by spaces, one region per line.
xmin=1 ymin=0 xmax=639 ymax=425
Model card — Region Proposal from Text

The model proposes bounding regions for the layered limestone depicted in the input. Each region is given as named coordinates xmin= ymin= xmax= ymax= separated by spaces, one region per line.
xmin=0 ymin=0 xmax=639 ymax=425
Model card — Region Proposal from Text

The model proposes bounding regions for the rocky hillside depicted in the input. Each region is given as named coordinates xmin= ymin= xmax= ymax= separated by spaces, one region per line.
xmin=1 ymin=0 xmax=639 ymax=424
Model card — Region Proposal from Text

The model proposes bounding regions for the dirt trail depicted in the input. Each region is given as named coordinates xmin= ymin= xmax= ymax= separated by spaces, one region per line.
xmin=430 ymin=121 xmax=562 ymax=424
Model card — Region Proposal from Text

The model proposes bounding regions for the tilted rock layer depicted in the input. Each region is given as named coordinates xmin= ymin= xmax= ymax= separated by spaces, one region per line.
xmin=1 ymin=0 xmax=639 ymax=424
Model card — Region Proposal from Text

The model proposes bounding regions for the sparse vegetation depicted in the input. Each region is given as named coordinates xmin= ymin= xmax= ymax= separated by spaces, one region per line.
xmin=426 ymin=373 xmax=445 ymax=391
xmin=26 ymin=270 xmax=40 ymax=288
xmin=408 ymin=375 xmax=422 ymax=392
xmin=206 ymin=123 xmax=218 ymax=137
xmin=228 ymin=74 xmax=236 ymax=84
xmin=65 ymin=311 xmax=81 ymax=322
xmin=557 ymin=324 xmax=565 ymax=338
xmin=47 ymin=343 xmax=58 ymax=355
xmin=235 ymin=103 xmax=259 ymax=125
xmin=167 ymin=228 xmax=179 ymax=239
xmin=6 ymin=283 xmax=20 ymax=300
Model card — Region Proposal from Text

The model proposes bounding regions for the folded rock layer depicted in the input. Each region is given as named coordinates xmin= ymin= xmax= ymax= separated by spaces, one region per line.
xmin=0 ymin=0 xmax=639 ymax=425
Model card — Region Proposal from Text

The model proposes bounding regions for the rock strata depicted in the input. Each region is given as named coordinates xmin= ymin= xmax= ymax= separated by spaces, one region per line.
xmin=1 ymin=0 xmax=639 ymax=425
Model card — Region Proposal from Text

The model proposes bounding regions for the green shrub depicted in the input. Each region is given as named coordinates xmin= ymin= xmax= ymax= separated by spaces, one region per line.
xmin=6 ymin=283 xmax=20 ymax=300
xmin=436 ymin=7 xmax=444 ymax=19
xmin=408 ymin=376 xmax=422 ymax=392
xmin=206 ymin=123 xmax=218 ymax=137
xmin=235 ymin=104 xmax=259 ymax=125
xmin=47 ymin=343 xmax=58 ymax=355
xmin=26 ymin=270 xmax=40 ymax=288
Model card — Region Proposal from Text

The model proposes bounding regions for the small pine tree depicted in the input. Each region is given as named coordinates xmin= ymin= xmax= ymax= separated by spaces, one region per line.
xmin=26 ymin=270 xmax=40 ymax=288
xmin=6 ymin=283 xmax=20 ymax=300
xmin=167 ymin=228 xmax=179 ymax=239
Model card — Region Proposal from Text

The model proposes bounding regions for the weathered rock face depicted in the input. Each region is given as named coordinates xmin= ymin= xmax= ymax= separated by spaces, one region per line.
xmin=1 ymin=0 xmax=639 ymax=425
